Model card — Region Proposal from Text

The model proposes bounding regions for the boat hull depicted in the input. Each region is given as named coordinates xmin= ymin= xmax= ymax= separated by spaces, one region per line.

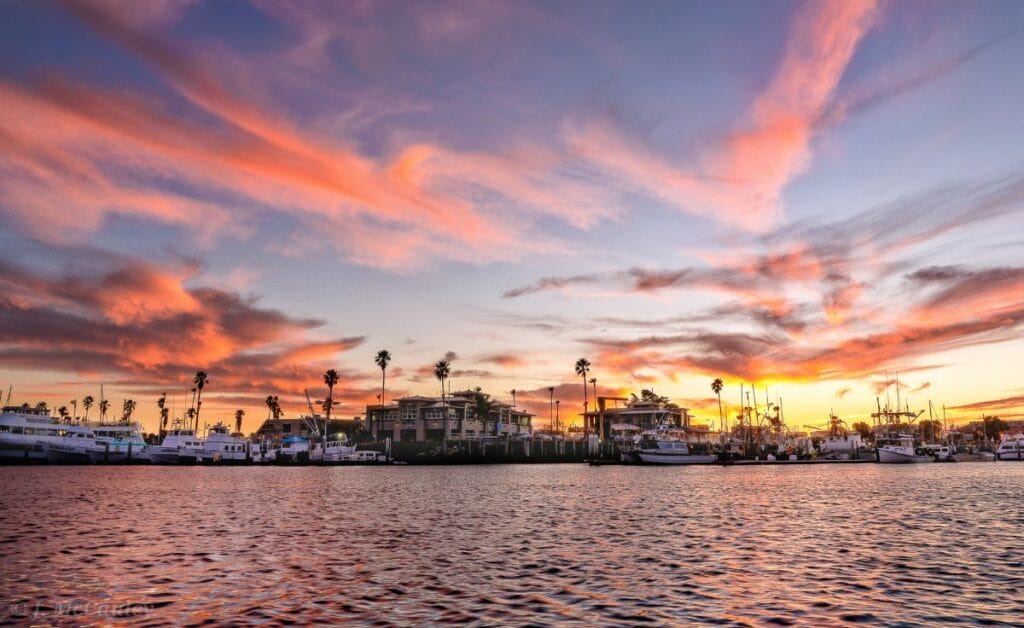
xmin=996 ymin=449 xmax=1023 ymax=461
xmin=878 ymin=449 xmax=932 ymax=463
xmin=635 ymin=452 xmax=717 ymax=465
xmin=148 ymin=447 xmax=200 ymax=465
xmin=952 ymin=452 xmax=996 ymax=462
xmin=44 ymin=444 xmax=93 ymax=464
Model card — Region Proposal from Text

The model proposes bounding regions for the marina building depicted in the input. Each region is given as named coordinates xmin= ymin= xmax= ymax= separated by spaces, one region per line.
xmin=582 ymin=393 xmax=710 ymax=444
xmin=364 ymin=389 xmax=534 ymax=442
xmin=254 ymin=416 xmax=361 ymax=446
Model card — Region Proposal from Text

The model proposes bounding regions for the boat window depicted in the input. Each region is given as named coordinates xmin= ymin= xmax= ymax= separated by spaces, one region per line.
xmin=0 ymin=425 xmax=8 ymax=432
xmin=24 ymin=427 xmax=34 ymax=435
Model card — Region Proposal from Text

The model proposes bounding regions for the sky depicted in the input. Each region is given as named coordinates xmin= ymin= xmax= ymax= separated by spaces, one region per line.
xmin=2 ymin=0 xmax=1024 ymax=434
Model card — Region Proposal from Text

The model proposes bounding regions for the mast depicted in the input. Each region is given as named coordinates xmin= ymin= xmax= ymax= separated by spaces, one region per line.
xmin=897 ymin=368 xmax=905 ymax=413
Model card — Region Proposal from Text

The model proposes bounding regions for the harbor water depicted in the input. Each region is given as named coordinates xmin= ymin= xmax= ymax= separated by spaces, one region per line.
xmin=1 ymin=463 xmax=1022 ymax=625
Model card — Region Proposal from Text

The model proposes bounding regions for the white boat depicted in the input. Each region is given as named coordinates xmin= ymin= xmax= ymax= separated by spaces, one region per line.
xmin=149 ymin=421 xmax=204 ymax=464
xmin=628 ymin=427 xmax=716 ymax=465
xmin=877 ymin=434 xmax=932 ymax=463
xmin=200 ymin=422 xmax=253 ymax=464
xmin=0 ymin=404 xmax=64 ymax=461
xmin=43 ymin=424 xmax=99 ymax=464
xmin=88 ymin=422 xmax=149 ymax=464
xmin=996 ymin=435 xmax=1024 ymax=461
xmin=920 ymin=443 xmax=954 ymax=461
xmin=270 ymin=436 xmax=310 ymax=463
xmin=310 ymin=436 xmax=357 ymax=463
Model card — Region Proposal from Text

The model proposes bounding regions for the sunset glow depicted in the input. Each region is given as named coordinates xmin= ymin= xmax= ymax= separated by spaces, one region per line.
xmin=2 ymin=0 xmax=1024 ymax=432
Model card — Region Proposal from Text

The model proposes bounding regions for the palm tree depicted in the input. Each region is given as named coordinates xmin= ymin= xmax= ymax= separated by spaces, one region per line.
xmin=711 ymin=378 xmax=725 ymax=434
xmin=192 ymin=371 xmax=209 ymax=432
xmin=474 ymin=391 xmax=494 ymax=437
xmin=234 ymin=409 xmax=245 ymax=435
xmin=434 ymin=360 xmax=451 ymax=444
xmin=510 ymin=389 xmax=517 ymax=410
xmin=322 ymin=369 xmax=340 ymax=454
xmin=57 ymin=405 xmax=69 ymax=423
xmin=374 ymin=350 xmax=391 ymax=439
xmin=70 ymin=399 xmax=78 ymax=421
xmin=35 ymin=401 xmax=49 ymax=412
xmin=264 ymin=395 xmax=275 ymax=419
xmin=157 ymin=393 xmax=168 ymax=437
xmin=122 ymin=399 xmax=136 ymax=422
xmin=99 ymin=398 xmax=109 ymax=421
xmin=575 ymin=358 xmax=591 ymax=433
xmin=82 ymin=396 xmax=93 ymax=421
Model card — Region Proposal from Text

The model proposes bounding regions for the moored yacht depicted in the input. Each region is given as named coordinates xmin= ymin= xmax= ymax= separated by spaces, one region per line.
xmin=149 ymin=420 xmax=204 ymax=464
xmin=996 ymin=434 xmax=1024 ymax=461
xmin=0 ymin=404 xmax=63 ymax=461
xmin=626 ymin=427 xmax=716 ymax=465
xmin=89 ymin=422 xmax=149 ymax=464
xmin=43 ymin=424 xmax=99 ymax=464
xmin=200 ymin=422 xmax=252 ymax=464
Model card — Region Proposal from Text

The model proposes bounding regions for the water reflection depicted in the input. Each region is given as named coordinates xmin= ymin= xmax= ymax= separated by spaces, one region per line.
xmin=1 ymin=464 xmax=1022 ymax=624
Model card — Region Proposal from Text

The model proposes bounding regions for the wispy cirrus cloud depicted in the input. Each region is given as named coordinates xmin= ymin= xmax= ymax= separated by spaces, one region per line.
xmin=565 ymin=0 xmax=881 ymax=229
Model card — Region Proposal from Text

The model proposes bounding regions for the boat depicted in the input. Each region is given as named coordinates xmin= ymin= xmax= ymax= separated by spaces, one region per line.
xmin=43 ymin=424 xmax=99 ymax=464
xmin=876 ymin=434 xmax=932 ymax=463
xmin=0 ymin=404 xmax=64 ymax=462
xmin=816 ymin=412 xmax=864 ymax=460
xmin=920 ymin=443 xmax=954 ymax=462
xmin=311 ymin=436 xmax=357 ymax=463
xmin=952 ymin=450 xmax=996 ymax=462
xmin=200 ymin=422 xmax=253 ymax=464
xmin=148 ymin=420 xmax=204 ymax=464
xmin=870 ymin=390 xmax=930 ymax=463
xmin=625 ymin=426 xmax=717 ymax=465
xmin=89 ymin=422 xmax=149 ymax=464
xmin=334 ymin=450 xmax=388 ymax=464
xmin=270 ymin=436 xmax=310 ymax=464
xmin=996 ymin=434 xmax=1024 ymax=461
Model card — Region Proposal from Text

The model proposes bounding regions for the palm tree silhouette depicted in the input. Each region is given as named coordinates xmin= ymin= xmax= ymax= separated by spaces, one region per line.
xmin=57 ymin=405 xmax=69 ymax=423
xmin=434 ymin=360 xmax=451 ymax=445
xmin=157 ymin=393 xmax=168 ymax=437
xmin=711 ymin=378 xmax=725 ymax=434
xmin=264 ymin=395 xmax=275 ymax=419
xmin=574 ymin=358 xmax=591 ymax=434
xmin=323 ymin=369 xmax=340 ymax=456
xmin=234 ymin=409 xmax=245 ymax=435
xmin=374 ymin=350 xmax=392 ymax=439
xmin=193 ymin=371 xmax=209 ymax=433
xmin=99 ymin=398 xmax=109 ymax=421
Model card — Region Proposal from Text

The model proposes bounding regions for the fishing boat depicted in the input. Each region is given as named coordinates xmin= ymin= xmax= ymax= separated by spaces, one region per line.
xmin=149 ymin=420 xmax=204 ymax=464
xmin=89 ymin=422 xmax=149 ymax=464
xmin=996 ymin=434 xmax=1024 ymax=461
xmin=310 ymin=435 xmax=357 ymax=463
xmin=876 ymin=434 xmax=932 ymax=463
xmin=870 ymin=384 xmax=930 ymax=463
xmin=200 ymin=422 xmax=253 ymax=464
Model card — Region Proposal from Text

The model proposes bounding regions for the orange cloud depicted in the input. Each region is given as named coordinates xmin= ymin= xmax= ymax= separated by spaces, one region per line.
xmin=566 ymin=0 xmax=880 ymax=229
